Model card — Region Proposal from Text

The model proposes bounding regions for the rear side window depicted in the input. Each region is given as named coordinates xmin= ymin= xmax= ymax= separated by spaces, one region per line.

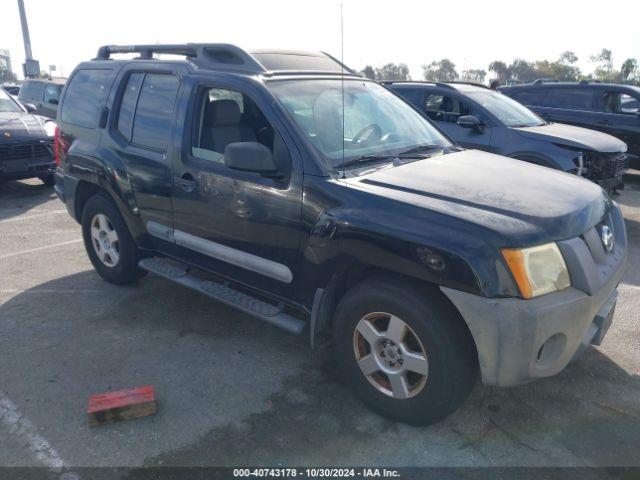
xmin=124 ymin=73 xmax=179 ymax=151
xmin=544 ymin=88 xmax=595 ymax=111
xmin=117 ymin=73 xmax=144 ymax=140
xmin=61 ymin=69 xmax=112 ymax=128
xmin=508 ymin=89 xmax=546 ymax=106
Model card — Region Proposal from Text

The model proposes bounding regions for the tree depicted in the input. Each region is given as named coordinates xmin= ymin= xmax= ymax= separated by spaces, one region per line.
xmin=374 ymin=63 xmax=411 ymax=81
xmin=590 ymin=49 xmax=614 ymax=81
xmin=621 ymin=58 xmax=638 ymax=83
xmin=559 ymin=51 xmax=578 ymax=65
xmin=360 ymin=65 xmax=376 ymax=80
xmin=422 ymin=59 xmax=458 ymax=82
xmin=488 ymin=61 xmax=510 ymax=83
xmin=461 ymin=69 xmax=486 ymax=83
xmin=508 ymin=59 xmax=537 ymax=83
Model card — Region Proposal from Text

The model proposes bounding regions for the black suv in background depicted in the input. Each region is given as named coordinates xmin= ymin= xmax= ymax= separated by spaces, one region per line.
xmin=17 ymin=79 xmax=65 ymax=119
xmin=55 ymin=44 xmax=627 ymax=425
xmin=387 ymin=81 xmax=628 ymax=191
xmin=500 ymin=81 xmax=640 ymax=169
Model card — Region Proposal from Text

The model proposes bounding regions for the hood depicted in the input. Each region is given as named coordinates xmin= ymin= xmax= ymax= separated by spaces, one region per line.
xmin=513 ymin=122 xmax=626 ymax=153
xmin=346 ymin=149 xmax=609 ymax=246
xmin=0 ymin=112 xmax=53 ymax=140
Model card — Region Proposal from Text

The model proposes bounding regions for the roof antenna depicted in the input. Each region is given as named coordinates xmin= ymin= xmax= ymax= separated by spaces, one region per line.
xmin=340 ymin=2 xmax=345 ymax=174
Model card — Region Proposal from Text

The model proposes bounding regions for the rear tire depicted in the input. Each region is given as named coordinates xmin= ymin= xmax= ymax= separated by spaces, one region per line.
xmin=332 ymin=277 xmax=478 ymax=425
xmin=81 ymin=193 xmax=146 ymax=285
xmin=39 ymin=174 xmax=55 ymax=186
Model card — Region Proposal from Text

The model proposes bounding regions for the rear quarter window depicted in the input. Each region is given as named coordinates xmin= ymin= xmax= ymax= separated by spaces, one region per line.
xmin=507 ymin=89 xmax=546 ymax=106
xmin=61 ymin=69 xmax=113 ymax=128
xmin=18 ymin=81 xmax=44 ymax=101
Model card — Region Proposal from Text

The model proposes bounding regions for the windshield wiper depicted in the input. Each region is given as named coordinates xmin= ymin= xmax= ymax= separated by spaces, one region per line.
xmin=334 ymin=154 xmax=395 ymax=170
xmin=396 ymin=144 xmax=445 ymax=157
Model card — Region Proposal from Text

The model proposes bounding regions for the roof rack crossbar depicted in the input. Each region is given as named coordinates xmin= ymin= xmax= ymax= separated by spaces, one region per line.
xmin=95 ymin=43 xmax=268 ymax=74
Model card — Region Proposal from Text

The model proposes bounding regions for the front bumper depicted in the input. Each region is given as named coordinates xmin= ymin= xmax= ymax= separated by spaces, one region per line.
xmin=442 ymin=203 xmax=627 ymax=386
xmin=0 ymin=140 xmax=55 ymax=180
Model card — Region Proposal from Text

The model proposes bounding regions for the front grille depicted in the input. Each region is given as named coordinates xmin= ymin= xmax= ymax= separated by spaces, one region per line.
xmin=584 ymin=152 xmax=628 ymax=183
xmin=0 ymin=140 xmax=54 ymax=162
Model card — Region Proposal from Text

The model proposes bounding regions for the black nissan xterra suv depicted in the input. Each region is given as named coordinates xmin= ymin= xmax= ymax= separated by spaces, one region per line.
xmin=54 ymin=44 xmax=627 ymax=425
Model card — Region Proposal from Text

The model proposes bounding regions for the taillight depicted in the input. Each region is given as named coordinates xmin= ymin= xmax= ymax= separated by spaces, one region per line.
xmin=54 ymin=126 xmax=67 ymax=166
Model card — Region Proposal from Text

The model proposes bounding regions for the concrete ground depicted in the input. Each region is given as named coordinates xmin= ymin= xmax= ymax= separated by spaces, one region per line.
xmin=0 ymin=175 xmax=639 ymax=471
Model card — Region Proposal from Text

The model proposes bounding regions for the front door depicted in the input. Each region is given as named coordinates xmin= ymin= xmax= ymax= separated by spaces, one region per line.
xmin=170 ymin=81 xmax=303 ymax=299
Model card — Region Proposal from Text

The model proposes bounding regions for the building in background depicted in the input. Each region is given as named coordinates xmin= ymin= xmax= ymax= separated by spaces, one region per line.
xmin=0 ymin=49 xmax=17 ymax=82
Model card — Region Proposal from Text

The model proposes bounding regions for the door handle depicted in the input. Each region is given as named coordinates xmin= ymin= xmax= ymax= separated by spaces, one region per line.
xmin=174 ymin=175 xmax=199 ymax=192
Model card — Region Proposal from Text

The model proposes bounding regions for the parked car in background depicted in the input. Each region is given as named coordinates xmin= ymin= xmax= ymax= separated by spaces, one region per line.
xmin=387 ymin=81 xmax=628 ymax=192
xmin=499 ymin=81 xmax=640 ymax=170
xmin=2 ymin=83 xmax=21 ymax=99
xmin=54 ymin=44 xmax=627 ymax=425
xmin=0 ymin=88 xmax=56 ymax=185
xmin=17 ymin=79 xmax=65 ymax=119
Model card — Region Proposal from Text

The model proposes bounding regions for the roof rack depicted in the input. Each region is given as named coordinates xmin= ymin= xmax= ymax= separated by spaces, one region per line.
xmin=532 ymin=78 xmax=559 ymax=85
xmin=445 ymin=80 xmax=489 ymax=89
xmin=94 ymin=44 xmax=357 ymax=76
xmin=95 ymin=44 xmax=267 ymax=74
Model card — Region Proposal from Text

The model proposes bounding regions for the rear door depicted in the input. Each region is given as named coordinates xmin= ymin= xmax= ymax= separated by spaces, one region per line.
xmin=423 ymin=91 xmax=493 ymax=150
xmin=536 ymin=87 xmax=597 ymax=128
xmin=103 ymin=64 xmax=184 ymax=230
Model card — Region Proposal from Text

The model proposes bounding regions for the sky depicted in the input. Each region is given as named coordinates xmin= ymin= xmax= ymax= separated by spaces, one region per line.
xmin=1 ymin=0 xmax=639 ymax=80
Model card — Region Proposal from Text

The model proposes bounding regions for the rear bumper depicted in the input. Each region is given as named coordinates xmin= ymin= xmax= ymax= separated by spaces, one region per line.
xmin=54 ymin=170 xmax=79 ymax=220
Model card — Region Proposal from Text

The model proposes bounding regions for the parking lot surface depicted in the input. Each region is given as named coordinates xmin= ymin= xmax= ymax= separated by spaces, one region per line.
xmin=1 ymin=175 xmax=639 ymax=469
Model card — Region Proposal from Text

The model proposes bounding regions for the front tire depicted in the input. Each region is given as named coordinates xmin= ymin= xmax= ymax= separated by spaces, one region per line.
xmin=81 ymin=193 xmax=146 ymax=285
xmin=332 ymin=277 xmax=478 ymax=425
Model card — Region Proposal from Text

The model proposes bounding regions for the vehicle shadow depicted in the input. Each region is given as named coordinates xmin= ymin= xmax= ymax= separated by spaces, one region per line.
xmin=1 ymin=270 xmax=639 ymax=467
xmin=0 ymin=179 xmax=57 ymax=221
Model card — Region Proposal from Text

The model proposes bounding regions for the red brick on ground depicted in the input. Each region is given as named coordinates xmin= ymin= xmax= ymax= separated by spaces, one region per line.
xmin=87 ymin=385 xmax=156 ymax=427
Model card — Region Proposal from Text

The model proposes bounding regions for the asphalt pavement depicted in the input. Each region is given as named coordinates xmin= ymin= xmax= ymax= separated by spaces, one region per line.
xmin=0 ymin=174 xmax=639 ymax=471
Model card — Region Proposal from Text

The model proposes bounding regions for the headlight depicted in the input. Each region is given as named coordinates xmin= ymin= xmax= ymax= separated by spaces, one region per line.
xmin=43 ymin=120 xmax=57 ymax=137
xmin=501 ymin=243 xmax=570 ymax=299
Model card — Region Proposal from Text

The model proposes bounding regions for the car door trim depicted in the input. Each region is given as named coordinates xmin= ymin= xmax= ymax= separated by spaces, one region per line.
xmin=147 ymin=221 xmax=293 ymax=283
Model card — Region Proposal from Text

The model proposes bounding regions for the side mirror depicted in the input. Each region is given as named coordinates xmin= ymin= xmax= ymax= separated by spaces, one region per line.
xmin=225 ymin=142 xmax=279 ymax=175
xmin=23 ymin=102 xmax=37 ymax=113
xmin=457 ymin=115 xmax=483 ymax=132
xmin=47 ymin=98 xmax=59 ymax=105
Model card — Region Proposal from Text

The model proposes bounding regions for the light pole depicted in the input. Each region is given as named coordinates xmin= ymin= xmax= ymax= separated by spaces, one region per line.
xmin=16 ymin=0 xmax=39 ymax=78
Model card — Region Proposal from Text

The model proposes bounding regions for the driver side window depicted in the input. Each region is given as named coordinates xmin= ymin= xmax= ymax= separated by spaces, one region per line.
xmin=425 ymin=94 xmax=465 ymax=123
xmin=191 ymin=87 xmax=290 ymax=168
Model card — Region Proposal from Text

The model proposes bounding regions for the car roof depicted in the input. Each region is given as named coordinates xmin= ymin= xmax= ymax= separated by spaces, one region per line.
xmin=384 ymin=81 xmax=490 ymax=93
xmin=501 ymin=81 xmax=640 ymax=92
xmin=22 ymin=78 xmax=66 ymax=85
xmin=90 ymin=43 xmax=361 ymax=79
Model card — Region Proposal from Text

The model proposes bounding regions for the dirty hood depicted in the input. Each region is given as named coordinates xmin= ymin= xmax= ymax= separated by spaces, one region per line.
xmin=347 ymin=149 xmax=610 ymax=246
xmin=513 ymin=122 xmax=626 ymax=153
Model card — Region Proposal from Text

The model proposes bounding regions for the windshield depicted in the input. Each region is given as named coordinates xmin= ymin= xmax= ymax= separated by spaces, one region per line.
xmin=466 ymin=89 xmax=545 ymax=127
xmin=0 ymin=89 xmax=23 ymax=113
xmin=267 ymin=79 xmax=451 ymax=169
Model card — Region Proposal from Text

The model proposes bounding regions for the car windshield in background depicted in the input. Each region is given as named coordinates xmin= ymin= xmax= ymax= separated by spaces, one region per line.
xmin=267 ymin=79 xmax=451 ymax=169
xmin=0 ymin=89 xmax=23 ymax=113
xmin=467 ymin=89 xmax=546 ymax=128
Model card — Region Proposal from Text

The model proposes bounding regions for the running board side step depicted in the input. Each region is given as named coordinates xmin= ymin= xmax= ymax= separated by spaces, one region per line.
xmin=138 ymin=258 xmax=306 ymax=335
